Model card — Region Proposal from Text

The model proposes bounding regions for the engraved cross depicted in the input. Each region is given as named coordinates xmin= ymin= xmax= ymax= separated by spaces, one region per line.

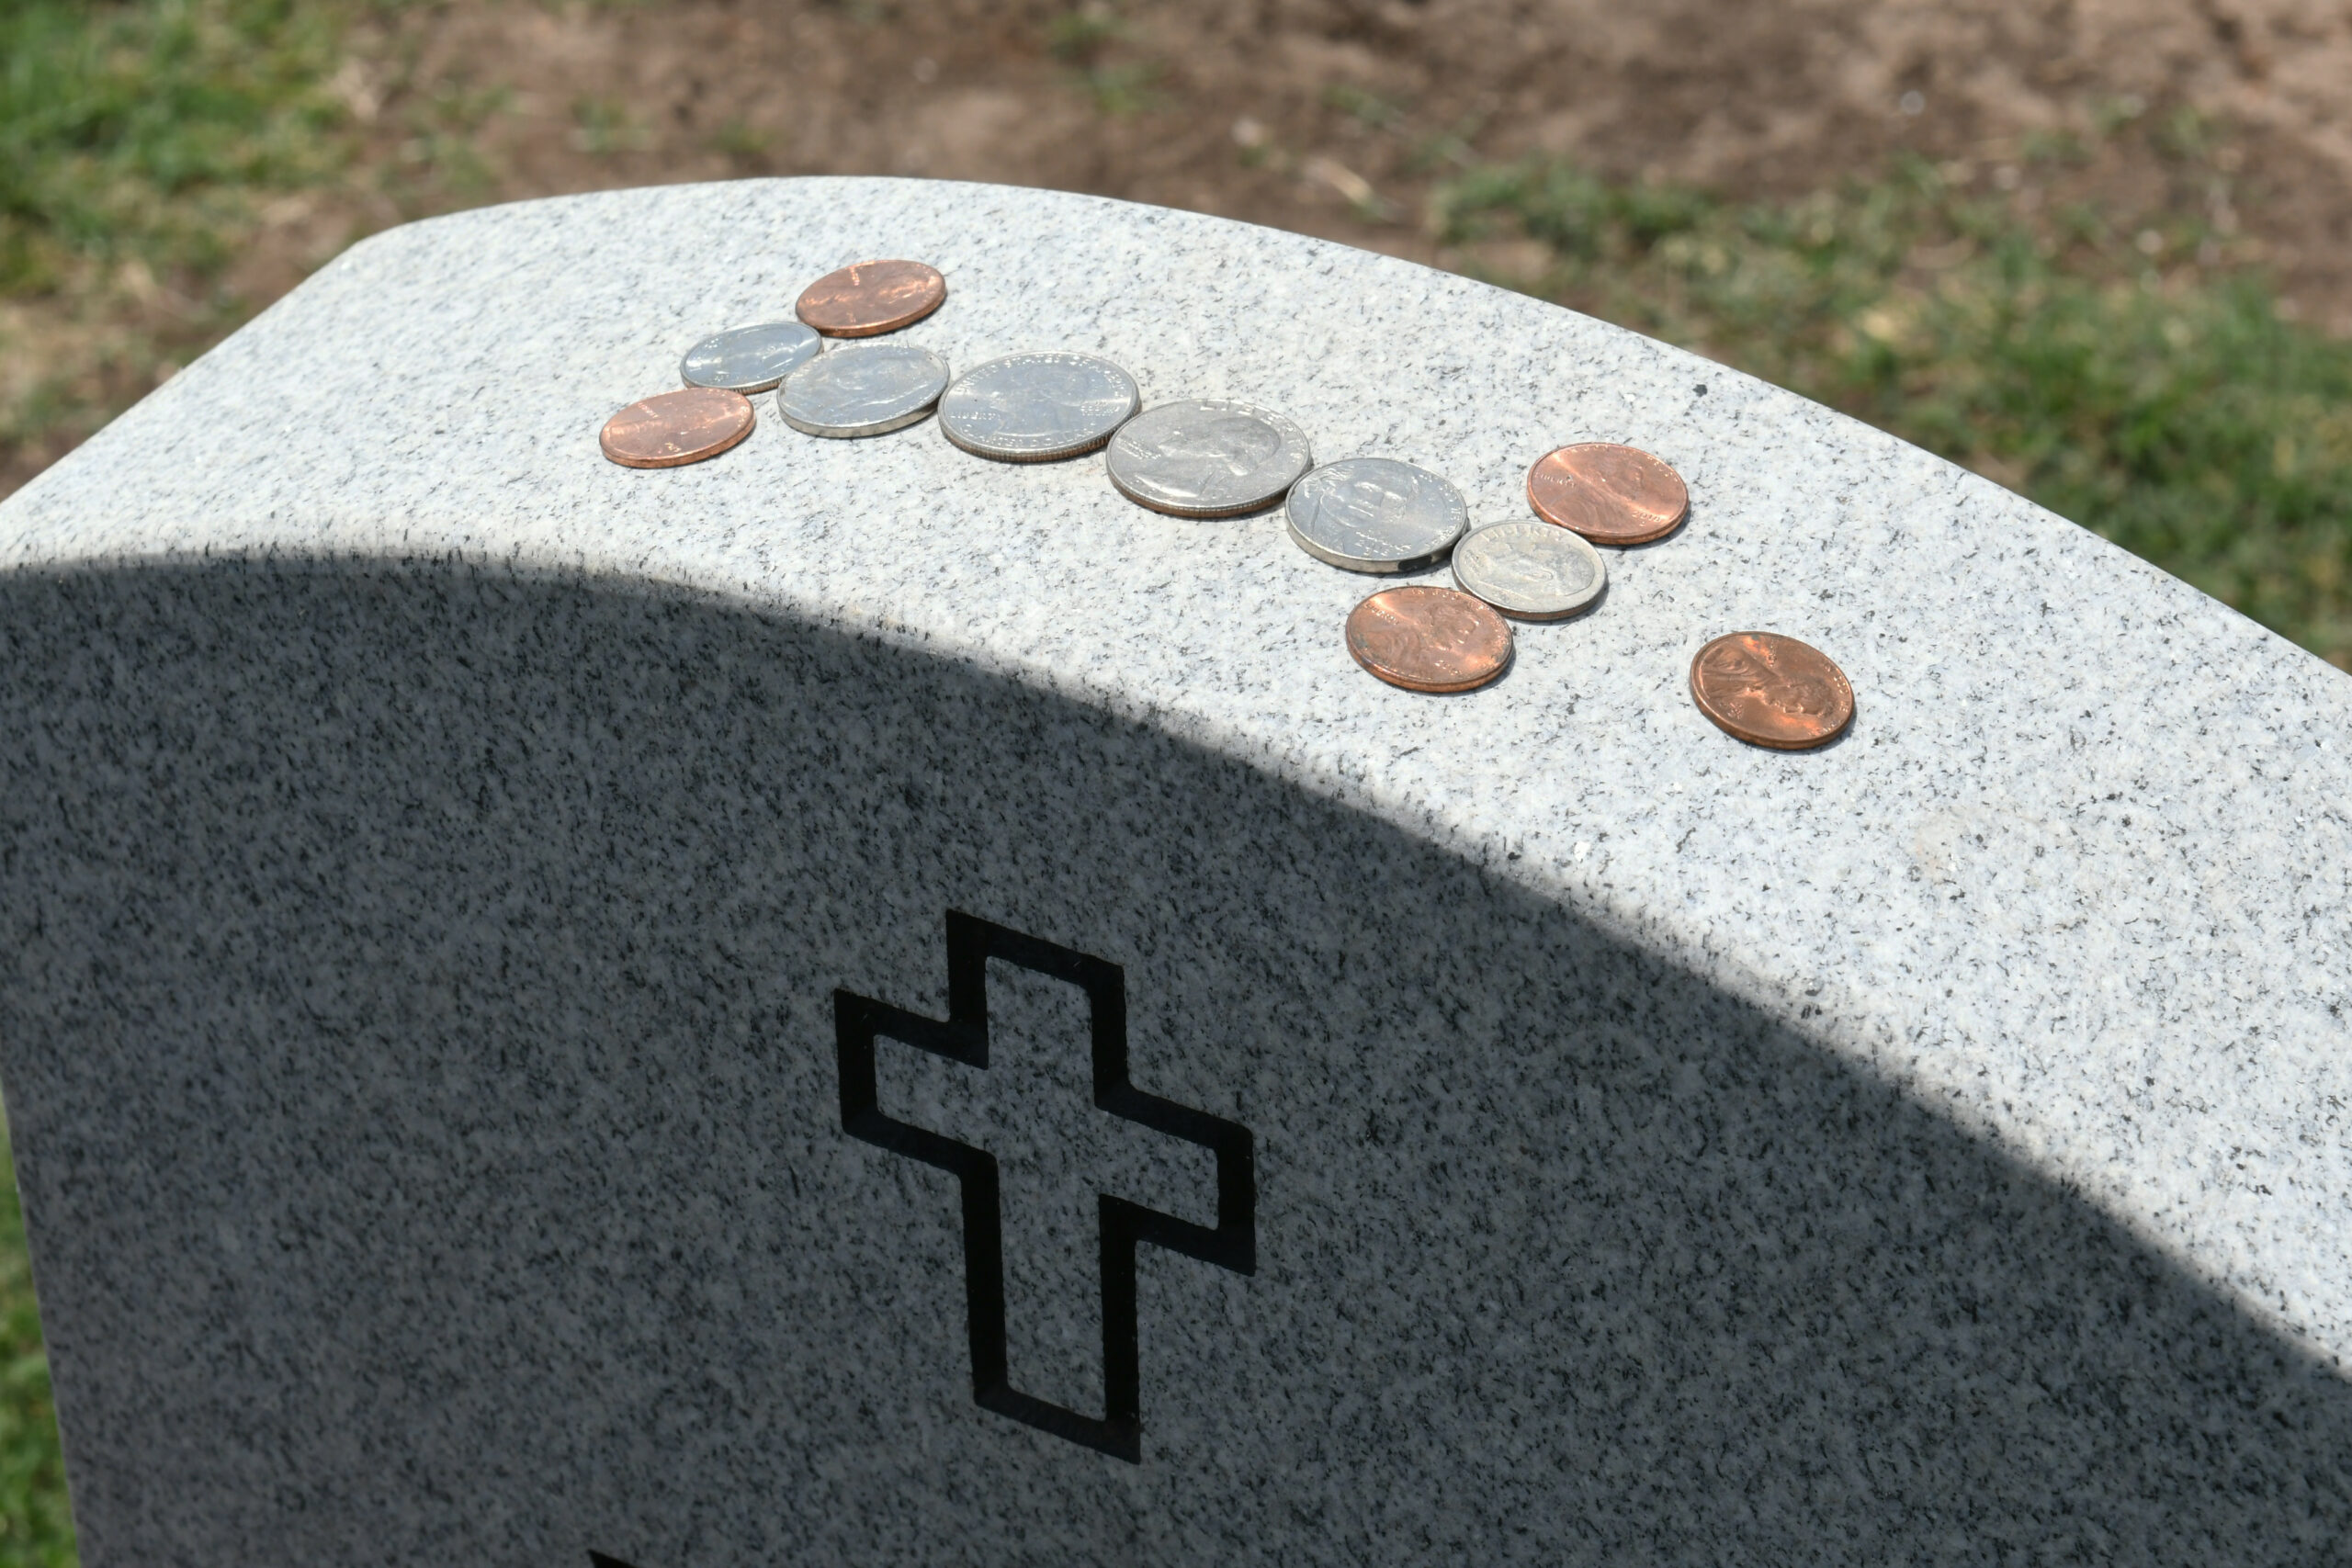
xmin=833 ymin=911 xmax=1255 ymax=1462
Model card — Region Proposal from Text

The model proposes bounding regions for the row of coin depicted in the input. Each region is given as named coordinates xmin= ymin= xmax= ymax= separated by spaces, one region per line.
xmin=597 ymin=259 xmax=1854 ymax=749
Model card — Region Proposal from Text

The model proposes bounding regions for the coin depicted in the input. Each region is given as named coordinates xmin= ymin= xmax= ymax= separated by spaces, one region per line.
xmin=1285 ymin=457 xmax=1469 ymax=573
xmin=1689 ymin=632 xmax=1854 ymax=750
xmin=1344 ymin=586 xmax=1513 ymax=694
xmin=796 ymin=259 xmax=947 ymax=337
xmin=1451 ymin=520 xmax=1606 ymax=620
xmin=1105 ymin=399 xmax=1313 ymax=517
xmin=1527 ymin=442 xmax=1690 ymax=545
xmin=680 ymin=321 xmax=822 ymax=393
xmin=938 ymin=352 xmax=1140 ymax=462
xmin=777 ymin=342 xmax=950 ymax=438
xmin=599 ymin=387 xmax=756 ymax=468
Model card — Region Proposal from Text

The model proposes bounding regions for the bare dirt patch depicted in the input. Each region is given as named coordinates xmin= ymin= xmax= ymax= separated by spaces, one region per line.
xmin=329 ymin=0 xmax=2352 ymax=328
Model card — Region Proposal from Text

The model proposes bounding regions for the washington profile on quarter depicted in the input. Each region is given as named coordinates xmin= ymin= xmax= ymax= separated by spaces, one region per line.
xmin=1105 ymin=399 xmax=1312 ymax=517
xmin=598 ymin=387 xmax=756 ymax=469
xmin=938 ymin=352 xmax=1140 ymax=462
xmin=1452 ymin=520 xmax=1607 ymax=620
xmin=1689 ymin=631 xmax=1854 ymax=750
xmin=1345 ymin=585 xmax=1514 ymax=694
xmin=680 ymin=321 xmax=821 ymax=393
xmin=1285 ymin=457 xmax=1469 ymax=573
xmin=778 ymin=341 xmax=950 ymax=438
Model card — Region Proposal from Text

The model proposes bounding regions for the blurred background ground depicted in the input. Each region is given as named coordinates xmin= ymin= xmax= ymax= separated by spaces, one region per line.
xmin=2 ymin=1 xmax=2350 ymax=1560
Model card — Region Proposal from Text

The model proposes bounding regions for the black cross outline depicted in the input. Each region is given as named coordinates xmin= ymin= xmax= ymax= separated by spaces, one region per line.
xmin=833 ymin=910 xmax=1256 ymax=1462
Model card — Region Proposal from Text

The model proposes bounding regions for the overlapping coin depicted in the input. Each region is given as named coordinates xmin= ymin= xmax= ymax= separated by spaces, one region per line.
xmin=600 ymin=387 xmax=756 ymax=468
xmin=1452 ymin=521 xmax=1606 ymax=620
xmin=1106 ymin=399 xmax=1313 ymax=517
xmin=778 ymin=342 xmax=951 ymax=438
xmin=796 ymin=260 xmax=947 ymax=337
xmin=1345 ymin=586 xmax=1513 ymax=694
xmin=1528 ymin=442 xmax=1689 ymax=545
xmin=1285 ymin=457 xmax=1468 ymax=573
xmin=1689 ymin=632 xmax=1853 ymax=749
xmin=681 ymin=321 xmax=821 ymax=393
xmin=939 ymin=352 xmax=1140 ymax=462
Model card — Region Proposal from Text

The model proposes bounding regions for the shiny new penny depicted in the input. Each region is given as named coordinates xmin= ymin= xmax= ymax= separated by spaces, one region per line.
xmin=599 ymin=387 xmax=755 ymax=468
xmin=796 ymin=259 xmax=947 ymax=337
xmin=1345 ymin=586 xmax=1514 ymax=694
xmin=1689 ymin=632 xmax=1854 ymax=750
xmin=1527 ymin=442 xmax=1690 ymax=545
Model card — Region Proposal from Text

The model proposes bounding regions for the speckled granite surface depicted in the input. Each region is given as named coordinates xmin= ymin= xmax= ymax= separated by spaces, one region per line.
xmin=0 ymin=179 xmax=2346 ymax=1564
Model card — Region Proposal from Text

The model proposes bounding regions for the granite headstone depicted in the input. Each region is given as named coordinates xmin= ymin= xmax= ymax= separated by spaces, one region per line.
xmin=1 ymin=178 xmax=2347 ymax=1564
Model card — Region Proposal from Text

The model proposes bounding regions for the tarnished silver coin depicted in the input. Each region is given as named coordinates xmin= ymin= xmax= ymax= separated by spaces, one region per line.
xmin=1452 ymin=520 xmax=1607 ymax=620
xmin=680 ymin=321 xmax=821 ymax=393
xmin=1105 ymin=399 xmax=1312 ymax=517
xmin=1284 ymin=457 xmax=1469 ymax=573
xmin=777 ymin=342 xmax=949 ymax=438
xmin=939 ymin=352 xmax=1141 ymax=462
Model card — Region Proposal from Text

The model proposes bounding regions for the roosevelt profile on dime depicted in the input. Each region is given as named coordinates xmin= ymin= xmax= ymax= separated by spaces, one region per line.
xmin=1452 ymin=520 xmax=1606 ymax=620
xmin=1105 ymin=399 xmax=1313 ymax=517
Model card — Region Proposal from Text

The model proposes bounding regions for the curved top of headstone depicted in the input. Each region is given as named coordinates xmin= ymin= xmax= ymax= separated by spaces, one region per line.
xmin=5 ymin=176 xmax=2346 ymax=1367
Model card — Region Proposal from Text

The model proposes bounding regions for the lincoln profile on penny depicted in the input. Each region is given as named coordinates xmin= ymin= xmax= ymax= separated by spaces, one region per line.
xmin=832 ymin=911 xmax=1257 ymax=1463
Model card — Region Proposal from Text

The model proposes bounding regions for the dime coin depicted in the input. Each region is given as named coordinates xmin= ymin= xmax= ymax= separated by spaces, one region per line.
xmin=599 ymin=387 xmax=755 ymax=468
xmin=939 ymin=351 xmax=1140 ymax=462
xmin=1527 ymin=442 xmax=1690 ymax=545
xmin=777 ymin=342 xmax=950 ymax=438
xmin=680 ymin=321 xmax=821 ymax=393
xmin=1285 ymin=457 xmax=1469 ymax=573
xmin=1451 ymin=520 xmax=1606 ymax=621
xmin=1105 ymin=399 xmax=1313 ymax=517
xmin=796 ymin=259 xmax=947 ymax=337
xmin=1689 ymin=632 xmax=1854 ymax=750
xmin=1345 ymin=586 xmax=1513 ymax=694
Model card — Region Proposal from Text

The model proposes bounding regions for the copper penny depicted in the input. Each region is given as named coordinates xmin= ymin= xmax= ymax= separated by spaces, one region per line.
xmin=1345 ymin=586 xmax=1514 ymax=694
xmin=795 ymin=259 xmax=947 ymax=337
xmin=599 ymin=387 xmax=755 ymax=469
xmin=1526 ymin=442 xmax=1689 ymax=545
xmin=1689 ymin=632 xmax=1854 ymax=750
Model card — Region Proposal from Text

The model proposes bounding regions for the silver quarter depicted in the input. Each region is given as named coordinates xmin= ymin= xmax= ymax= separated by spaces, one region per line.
xmin=939 ymin=352 xmax=1140 ymax=462
xmin=1451 ymin=520 xmax=1607 ymax=620
xmin=778 ymin=342 xmax=950 ymax=438
xmin=1104 ymin=399 xmax=1312 ymax=517
xmin=1284 ymin=457 xmax=1469 ymax=573
xmin=679 ymin=321 xmax=822 ymax=393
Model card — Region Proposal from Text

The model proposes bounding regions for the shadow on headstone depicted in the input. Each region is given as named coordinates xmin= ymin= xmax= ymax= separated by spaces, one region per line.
xmin=0 ymin=559 xmax=2343 ymax=1563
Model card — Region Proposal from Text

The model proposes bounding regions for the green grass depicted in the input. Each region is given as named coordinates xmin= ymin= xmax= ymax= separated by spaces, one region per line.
xmin=1434 ymin=154 xmax=2352 ymax=662
xmin=0 ymin=1122 xmax=73 ymax=1568
xmin=0 ymin=0 xmax=350 ymax=296
xmin=0 ymin=0 xmax=359 ymax=490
